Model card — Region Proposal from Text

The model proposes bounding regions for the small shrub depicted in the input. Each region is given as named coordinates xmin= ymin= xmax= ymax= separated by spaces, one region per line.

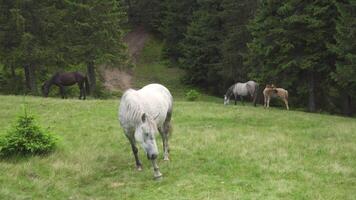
xmin=186 ymin=89 xmax=200 ymax=101
xmin=0 ymin=111 xmax=57 ymax=157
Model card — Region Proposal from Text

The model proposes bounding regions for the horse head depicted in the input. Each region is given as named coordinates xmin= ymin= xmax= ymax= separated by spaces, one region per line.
xmin=224 ymin=95 xmax=230 ymax=105
xmin=135 ymin=113 xmax=159 ymax=160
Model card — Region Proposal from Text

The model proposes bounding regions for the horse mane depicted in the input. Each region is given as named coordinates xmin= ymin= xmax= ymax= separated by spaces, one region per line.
xmin=120 ymin=89 xmax=144 ymax=125
xmin=225 ymin=84 xmax=235 ymax=97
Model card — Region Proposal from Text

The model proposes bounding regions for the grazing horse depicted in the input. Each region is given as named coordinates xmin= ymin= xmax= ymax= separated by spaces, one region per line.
xmin=42 ymin=72 xmax=89 ymax=100
xmin=119 ymin=84 xmax=173 ymax=179
xmin=224 ymin=80 xmax=259 ymax=106
xmin=263 ymin=84 xmax=289 ymax=110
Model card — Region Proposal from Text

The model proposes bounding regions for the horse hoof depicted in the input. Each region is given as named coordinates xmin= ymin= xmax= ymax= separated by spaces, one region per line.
xmin=164 ymin=157 xmax=170 ymax=161
xmin=154 ymin=174 xmax=163 ymax=180
xmin=153 ymin=170 xmax=162 ymax=179
xmin=136 ymin=166 xmax=143 ymax=171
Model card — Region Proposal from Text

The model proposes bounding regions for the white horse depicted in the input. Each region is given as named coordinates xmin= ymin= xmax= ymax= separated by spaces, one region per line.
xmin=224 ymin=80 xmax=259 ymax=106
xmin=119 ymin=84 xmax=173 ymax=179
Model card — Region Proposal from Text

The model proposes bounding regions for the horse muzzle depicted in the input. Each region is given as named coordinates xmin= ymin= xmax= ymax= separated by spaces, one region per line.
xmin=147 ymin=153 xmax=158 ymax=160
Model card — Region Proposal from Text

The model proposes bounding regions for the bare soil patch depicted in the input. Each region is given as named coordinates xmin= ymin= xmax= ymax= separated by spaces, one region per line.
xmin=101 ymin=26 xmax=149 ymax=91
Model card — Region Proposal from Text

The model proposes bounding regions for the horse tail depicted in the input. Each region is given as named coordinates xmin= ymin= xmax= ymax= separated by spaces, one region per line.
xmin=164 ymin=110 xmax=173 ymax=137
xmin=84 ymin=76 xmax=90 ymax=94
xmin=253 ymin=83 xmax=259 ymax=106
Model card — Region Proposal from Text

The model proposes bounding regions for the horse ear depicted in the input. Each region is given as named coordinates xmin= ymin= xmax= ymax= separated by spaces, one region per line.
xmin=141 ymin=113 xmax=146 ymax=123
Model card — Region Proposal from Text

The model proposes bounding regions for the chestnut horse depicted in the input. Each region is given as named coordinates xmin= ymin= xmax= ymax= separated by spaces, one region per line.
xmin=263 ymin=84 xmax=289 ymax=110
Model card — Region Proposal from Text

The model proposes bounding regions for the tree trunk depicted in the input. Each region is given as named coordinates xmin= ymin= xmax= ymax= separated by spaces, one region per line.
xmin=342 ymin=93 xmax=352 ymax=116
xmin=87 ymin=61 xmax=96 ymax=94
xmin=24 ymin=64 xmax=37 ymax=94
xmin=307 ymin=71 xmax=316 ymax=112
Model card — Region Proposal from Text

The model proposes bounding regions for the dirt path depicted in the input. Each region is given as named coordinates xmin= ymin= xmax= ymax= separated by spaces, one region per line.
xmin=100 ymin=26 xmax=149 ymax=91
xmin=123 ymin=26 xmax=149 ymax=63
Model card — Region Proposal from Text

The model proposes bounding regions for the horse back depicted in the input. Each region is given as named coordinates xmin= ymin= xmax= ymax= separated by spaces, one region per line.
xmin=119 ymin=84 xmax=173 ymax=129
xmin=234 ymin=83 xmax=249 ymax=96
xmin=140 ymin=84 xmax=173 ymax=114
xmin=276 ymin=88 xmax=288 ymax=99
xmin=54 ymin=72 xmax=84 ymax=86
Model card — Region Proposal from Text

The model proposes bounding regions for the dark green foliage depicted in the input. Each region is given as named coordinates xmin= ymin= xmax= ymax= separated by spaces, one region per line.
xmin=329 ymin=0 xmax=356 ymax=115
xmin=0 ymin=0 xmax=128 ymax=96
xmin=160 ymin=0 xmax=198 ymax=61
xmin=0 ymin=110 xmax=57 ymax=157
xmin=245 ymin=0 xmax=338 ymax=111
xmin=65 ymin=0 xmax=128 ymax=94
xmin=160 ymin=0 xmax=257 ymax=94
xmin=122 ymin=0 xmax=163 ymax=31
xmin=181 ymin=0 xmax=223 ymax=94
xmin=0 ymin=0 xmax=65 ymax=94
xmin=220 ymin=0 xmax=257 ymax=87
xmin=185 ymin=89 xmax=200 ymax=101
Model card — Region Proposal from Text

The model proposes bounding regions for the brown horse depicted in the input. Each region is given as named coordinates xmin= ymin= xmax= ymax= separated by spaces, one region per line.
xmin=42 ymin=72 xmax=89 ymax=100
xmin=263 ymin=84 xmax=289 ymax=110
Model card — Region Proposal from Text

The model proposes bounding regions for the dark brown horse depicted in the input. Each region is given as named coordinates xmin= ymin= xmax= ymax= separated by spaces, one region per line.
xmin=42 ymin=72 xmax=89 ymax=100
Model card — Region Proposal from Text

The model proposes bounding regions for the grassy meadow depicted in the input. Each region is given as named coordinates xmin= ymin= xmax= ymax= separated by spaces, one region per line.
xmin=0 ymin=95 xmax=355 ymax=199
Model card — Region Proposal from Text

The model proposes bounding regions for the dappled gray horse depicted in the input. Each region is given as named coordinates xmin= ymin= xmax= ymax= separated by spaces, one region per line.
xmin=224 ymin=81 xmax=259 ymax=106
xmin=119 ymin=84 xmax=173 ymax=179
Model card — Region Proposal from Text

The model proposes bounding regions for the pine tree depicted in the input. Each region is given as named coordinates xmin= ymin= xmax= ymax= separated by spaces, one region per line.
xmin=220 ymin=0 xmax=257 ymax=86
xmin=65 ymin=0 xmax=127 ymax=94
xmin=122 ymin=0 xmax=163 ymax=31
xmin=329 ymin=0 xmax=356 ymax=115
xmin=181 ymin=0 xmax=223 ymax=93
xmin=246 ymin=0 xmax=337 ymax=112
xmin=0 ymin=0 xmax=64 ymax=94
xmin=160 ymin=0 xmax=198 ymax=61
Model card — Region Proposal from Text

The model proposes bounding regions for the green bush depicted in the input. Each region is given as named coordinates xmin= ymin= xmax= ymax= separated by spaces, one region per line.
xmin=0 ymin=111 xmax=57 ymax=157
xmin=185 ymin=89 xmax=200 ymax=101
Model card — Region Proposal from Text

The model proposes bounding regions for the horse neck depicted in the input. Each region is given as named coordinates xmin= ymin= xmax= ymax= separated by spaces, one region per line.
xmin=48 ymin=77 xmax=56 ymax=86
xmin=225 ymin=86 xmax=234 ymax=98
xmin=122 ymin=90 xmax=144 ymax=121
xmin=45 ymin=74 xmax=59 ymax=88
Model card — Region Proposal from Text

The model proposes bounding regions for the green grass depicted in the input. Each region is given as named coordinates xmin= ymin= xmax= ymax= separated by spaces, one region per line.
xmin=0 ymin=95 xmax=355 ymax=199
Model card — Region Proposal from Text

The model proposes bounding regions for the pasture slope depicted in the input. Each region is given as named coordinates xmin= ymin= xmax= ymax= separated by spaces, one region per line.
xmin=0 ymin=95 xmax=356 ymax=199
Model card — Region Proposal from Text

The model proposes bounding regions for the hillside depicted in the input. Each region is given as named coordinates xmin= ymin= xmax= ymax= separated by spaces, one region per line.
xmin=0 ymin=96 xmax=355 ymax=199
xmin=101 ymin=27 xmax=219 ymax=101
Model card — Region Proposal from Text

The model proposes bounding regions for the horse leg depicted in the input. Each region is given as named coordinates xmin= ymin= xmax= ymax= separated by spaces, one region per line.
xmin=151 ymin=158 xmax=162 ymax=179
xmin=284 ymin=98 xmax=289 ymax=110
xmin=159 ymin=126 xmax=171 ymax=161
xmin=125 ymin=133 xmax=143 ymax=171
xmin=78 ymin=83 xmax=82 ymax=99
xmin=82 ymin=83 xmax=86 ymax=100
xmin=253 ymin=93 xmax=258 ymax=107
xmin=264 ymin=95 xmax=266 ymax=108
xmin=78 ymin=83 xmax=84 ymax=100
xmin=159 ymin=111 xmax=172 ymax=161
xmin=267 ymin=97 xmax=270 ymax=108
xmin=59 ymin=85 xmax=65 ymax=99
xmin=81 ymin=82 xmax=86 ymax=100
xmin=79 ymin=88 xmax=83 ymax=100
xmin=234 ymin=95 xmax=237 ymax=105
xmin=240 ymin=96 xmax=244 ymax=105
